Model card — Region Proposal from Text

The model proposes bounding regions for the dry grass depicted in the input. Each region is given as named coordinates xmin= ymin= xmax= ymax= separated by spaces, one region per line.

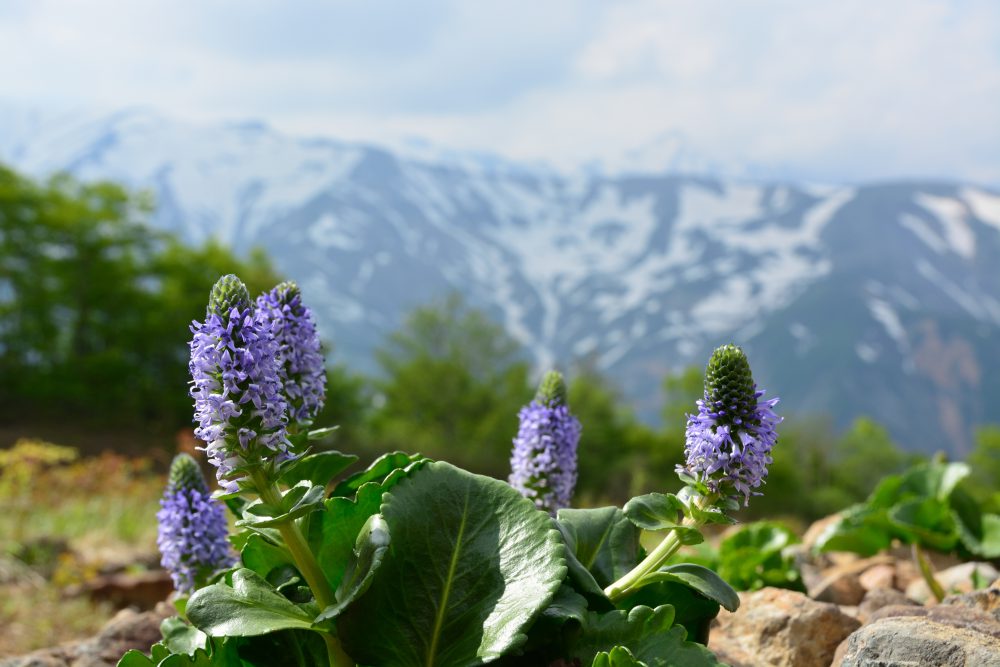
xmin=0 ymin=440 xmax=164 ymax=656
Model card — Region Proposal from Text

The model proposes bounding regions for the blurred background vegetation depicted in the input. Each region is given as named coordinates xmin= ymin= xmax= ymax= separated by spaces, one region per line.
xmin=4 ymin=164 xmax=1000 ymax=653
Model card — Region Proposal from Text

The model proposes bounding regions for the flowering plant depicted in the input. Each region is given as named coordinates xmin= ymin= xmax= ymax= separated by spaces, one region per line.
xmin=119 ymin=275 xmax=780 ymax=667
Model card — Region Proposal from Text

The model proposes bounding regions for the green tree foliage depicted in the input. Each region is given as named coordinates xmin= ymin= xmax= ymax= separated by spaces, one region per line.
xmin=0 ymin=164 xmax=280 ymax=430
xmin=368 ymin=294 xmax=531 ymax=475
xmin=966 ymin=426 xmax=1000 ymax=513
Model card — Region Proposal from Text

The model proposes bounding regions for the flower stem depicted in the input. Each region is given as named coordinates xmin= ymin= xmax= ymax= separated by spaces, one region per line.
xmin=254 ymin=475 xmax=354 ymax=667
xmin=604 ymin=494 xmax=714 ymax=602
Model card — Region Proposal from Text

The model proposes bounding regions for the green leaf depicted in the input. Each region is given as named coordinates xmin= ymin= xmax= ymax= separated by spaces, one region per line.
xmin=813 ymin=505 xmax=893 ymax=556
xmin=616 ymin=580 xmax=720 ymax=646
xmin=888 ymin=497 xmax=958 ymax=552
xmin=117 ymin=651 xmax=156 ymax=667
xmin=240 ymin=534 xmax=295 ymax=581
xmin=186 ymin=568 xmax=317 ymax=637
xmin=564 ymin=605 xmax=724 ymax=667
xmin=314 ymin=514 xmax=391 ymax=625
xmin=161 ymin=617 xmax=208 ymax=655
xmin=623 ymin=493 xmax=686 ymax=531
xmin=557 ymin=507 xmax=641 ymax=588
xmin=338 ymin=461 xmax=567 ymax=667
xmin=331 ymin=451 xmax=428 ymax=497
xmin=640 ymin=564 xmax=739 ymax=612
xmin=307 ymin=426 xmax=340 ymax=441
xmin=593 ymin=646 xmax=648 ymax=667
xmin=278 ymin=450 xmax=357 ymax=488
xmin=237 ymin=482 xmax=326 ymax=528
xmin=716 ymin=521 xmax=803 ymax=592
xmin=309 ymin=480 xmax=386 ymax=591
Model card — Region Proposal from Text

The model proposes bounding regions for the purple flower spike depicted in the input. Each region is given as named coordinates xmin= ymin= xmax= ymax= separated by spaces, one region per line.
xmin=157 ymin=454 xmax=235 ymax=594
xmin=678 ymin=344 xmax=781 ymax=505
xmin=189 ymin=274 xmax=289 ymax=492
xmin=256 ymin=281 xmax=326 ymax=423
xmin=509 ymin=371 xmax=581 ymax=515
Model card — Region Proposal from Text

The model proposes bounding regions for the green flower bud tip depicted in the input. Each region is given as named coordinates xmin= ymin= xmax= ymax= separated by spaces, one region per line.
xmin=208 ymin=274 xmax=251 ymax=317
xmin=704 ymin=344 xmax=757 ymax=427
xmin=168 ymin=452 xmax=209 ymax=495
xmin=271 ymin=280 xmax=301 ymax=304
xmin=535 ymin=370 xmax=568 ymax=407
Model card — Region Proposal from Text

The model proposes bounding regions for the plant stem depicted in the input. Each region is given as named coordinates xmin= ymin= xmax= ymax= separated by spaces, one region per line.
xmin=254 ymin=474 xmax=355 ymax=667
xmin=913 ymin=543 xmax=946 ymax=603
xmin=604 ymin=494 xmax=714 ymax=602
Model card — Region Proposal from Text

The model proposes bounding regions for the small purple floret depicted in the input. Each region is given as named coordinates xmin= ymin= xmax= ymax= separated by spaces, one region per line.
xmin=157 ymin=483 xmax=234 ymax=594
xmin=679 ymin=387 xmax=781 ymax=505
xmin=189 ymin=304 xmax=288 ymax=492
xmin=256 ymin=284 xmax=326 ymax=422
xmin=509 ymin=401 xmax=581 ymax=515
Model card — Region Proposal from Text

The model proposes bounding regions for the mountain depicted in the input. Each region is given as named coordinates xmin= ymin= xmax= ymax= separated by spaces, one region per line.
xmin=3 ymin=105 xmax=1000 ymax=456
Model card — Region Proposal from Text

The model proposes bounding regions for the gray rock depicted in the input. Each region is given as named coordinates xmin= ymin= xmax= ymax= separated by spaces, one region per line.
xmin=857 ymin=587 xmax=919 ymax=623
xmin=942 ymin=586 xmax=1000 ymax=621
xmin=838 ymin=615 xmax=1000 ymax=666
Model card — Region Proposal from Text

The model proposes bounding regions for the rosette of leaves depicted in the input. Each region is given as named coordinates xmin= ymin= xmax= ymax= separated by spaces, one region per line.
xmin=815 ymin=460 xmax=1000 ymax=559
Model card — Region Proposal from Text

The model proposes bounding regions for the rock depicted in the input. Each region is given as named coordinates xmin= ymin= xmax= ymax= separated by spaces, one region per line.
xmin=858 ymin=563 xmax=895 ymax=591
xmin=808 ymin=570 xmax=866 ymax=606
xmin=857 ymin=587 xmax=919 ymax=623
xmin=837 ymin=610 xmax=1000 ymax=666
xmin=710 ymin=587 xmax=860 ymax=667
xmin=942 ymin=586 xmax=1000 ymax=621
xmin=906 ymin=561 xmax=1000 ymax=603
xmin=805 ymin=556 xmax=893 ymax=606
xmin=0 ymin=603 xmax=172 ymax=667
xmin=64 ymin=570 xmax=173 ymax=610
xmin=867 ymin=604 xmax=1000 ymax=638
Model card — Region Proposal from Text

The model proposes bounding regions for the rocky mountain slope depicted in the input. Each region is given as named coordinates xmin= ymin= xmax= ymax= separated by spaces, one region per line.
xmin=3 ymin=105 xmax=1000 ymax=454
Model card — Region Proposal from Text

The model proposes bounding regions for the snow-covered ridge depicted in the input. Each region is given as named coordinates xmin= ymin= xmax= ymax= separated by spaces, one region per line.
xmin=3 ymin=104 xmax=1000 ymax=455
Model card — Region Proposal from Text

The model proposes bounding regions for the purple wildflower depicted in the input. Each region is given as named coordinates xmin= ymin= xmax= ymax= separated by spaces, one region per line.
xmin=678 ymin=345 xmax=781 ymax=505
xmin=509 ymin=371 xmax=581 ymax=515
xmin=189 ymin=274 xmax=289 ymax=492
xmin=157 ymin=454 xmax=235 ymax=594
xmin=256 ymin=281 xmax=326 ymax=423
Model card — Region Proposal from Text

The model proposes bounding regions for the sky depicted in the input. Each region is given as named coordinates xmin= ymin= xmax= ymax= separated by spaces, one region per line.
xmin=1 ymin=0 xmax=999 ymax=184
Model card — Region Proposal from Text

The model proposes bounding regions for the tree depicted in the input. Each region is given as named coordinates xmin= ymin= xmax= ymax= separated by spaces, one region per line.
xmin=369 ymin=294 xmax=531 ymax=476
xmin=0 ymin=164 xmax=281 ymax=432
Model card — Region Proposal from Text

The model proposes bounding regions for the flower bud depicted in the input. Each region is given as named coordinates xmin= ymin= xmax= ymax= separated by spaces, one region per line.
xmin=208 ymin=273 xmax=251 ymax=317
xmin=190 ymin=274 xmax=289 ymax=492
xmin=510 ymin=371 xmax=581 ymax=515
xmin=678 ymin=345 xmax=781 ymax=505
xmin=157 ymin=453 xmax=235 ymax=594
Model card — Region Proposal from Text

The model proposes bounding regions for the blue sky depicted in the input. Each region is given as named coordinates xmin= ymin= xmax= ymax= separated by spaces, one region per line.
xmin=1 ymin=0 xmax=999 ymax=183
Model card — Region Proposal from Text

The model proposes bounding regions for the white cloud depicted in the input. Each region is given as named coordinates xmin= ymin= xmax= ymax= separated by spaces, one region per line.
xmin=0 ymin=0 xmax=997 ymax=183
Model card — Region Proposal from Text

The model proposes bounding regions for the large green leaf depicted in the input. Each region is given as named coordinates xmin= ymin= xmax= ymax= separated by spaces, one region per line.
xmin=564 ymin=605 xmax=724 ymax=667
xmin=557 ymin=507 xmax=641 ymax=588
xmin=186 ymin=569 xmax=317 ymax=637
xmin=338 ymin=461 xmax=567 ymax=667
